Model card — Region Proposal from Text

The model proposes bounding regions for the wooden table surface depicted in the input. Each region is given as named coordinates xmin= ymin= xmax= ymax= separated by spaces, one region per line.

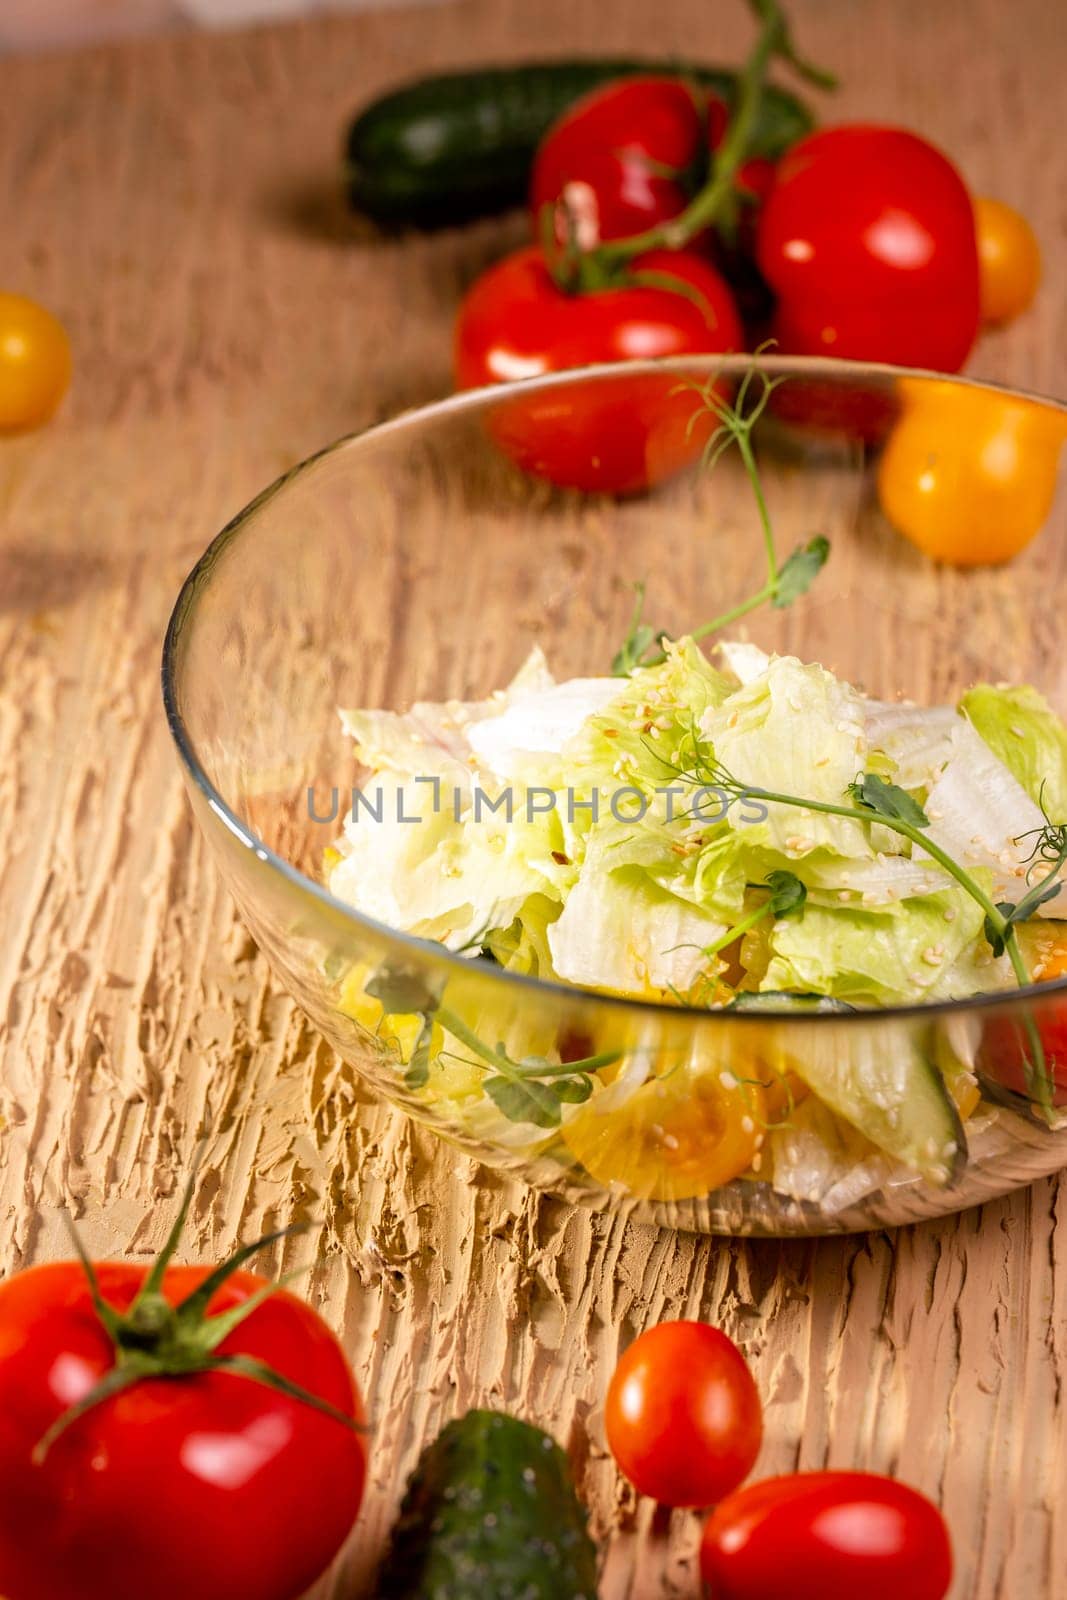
xmin=1 ymin=1 xmax=1065 ymax=1595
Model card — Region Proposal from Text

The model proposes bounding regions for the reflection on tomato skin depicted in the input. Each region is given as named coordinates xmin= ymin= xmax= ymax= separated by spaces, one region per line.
xmin=877 ymin=379 xmax=1067 ymax=566
xmin=455 ymin=245 xmax=741 ymax=495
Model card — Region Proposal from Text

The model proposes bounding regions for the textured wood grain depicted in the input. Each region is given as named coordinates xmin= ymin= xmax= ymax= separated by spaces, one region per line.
xmin=0 ymin=2 xmax=1065 ymax=1596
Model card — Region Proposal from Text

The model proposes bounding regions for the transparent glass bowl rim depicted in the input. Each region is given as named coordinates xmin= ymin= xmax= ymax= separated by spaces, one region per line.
xmin=160 ymin=352 xmax=1067 ymax=1030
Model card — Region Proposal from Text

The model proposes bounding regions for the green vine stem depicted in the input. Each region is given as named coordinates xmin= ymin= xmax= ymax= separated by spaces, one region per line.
xmin=554 ymin=0 xmax=834 ymax=291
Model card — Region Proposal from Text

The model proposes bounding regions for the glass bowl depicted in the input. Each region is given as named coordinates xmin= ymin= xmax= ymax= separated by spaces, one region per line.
xmin=162 ymin=356 xmax=1067 ymax=1235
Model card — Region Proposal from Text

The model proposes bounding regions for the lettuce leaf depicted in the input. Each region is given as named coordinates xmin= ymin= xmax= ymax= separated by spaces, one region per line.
xmin=339 ymin=647 xmax=555 ymax=783
xmin=701 ymin=654 xmax=877 ymax=859
xmin=547 ymin=855 xmax=728 ymax=999
xmin=763 ymin=880 xmax=992 ymax=1004
xmin=961 ymin=682 xmax=1067 ymax=822
xmin=328 ymin=775 xmax=566 ymax=949
xmin=917 ymin=721 xmax=1060 ymax=914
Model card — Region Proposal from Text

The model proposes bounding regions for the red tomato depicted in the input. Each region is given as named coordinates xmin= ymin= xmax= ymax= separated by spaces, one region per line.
xmin=0 ymin=1261 xmax=366 ymax=1600
xmin=757 ymin=125 xmax=980 ymax=371
xmin=454 ymin=245 xmax=741 ymax=493
xmin=978 ymin=1011 xmax=1067 ymax=1106
xmin=530 ymin=76 xmax=725 ymax=246
xmin=605 ymin=1321 xmax=762 ymax=1507
xmin=700 ymin=1472 xmax=953 ymax=1600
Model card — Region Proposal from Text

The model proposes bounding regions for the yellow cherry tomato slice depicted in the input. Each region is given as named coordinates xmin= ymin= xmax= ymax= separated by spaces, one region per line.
xmin=0 ymin=292 xmax=72 ymax=432
xmin=877 ymin=380 xmax=1067 ymax=566
xmin=563 ymin=1062 xmax=766 ymax=1202
xmin=974 ymin=197 xmax=1042 ymax=325
xmin=1018 ymin=922 xmax=1067 ymax=985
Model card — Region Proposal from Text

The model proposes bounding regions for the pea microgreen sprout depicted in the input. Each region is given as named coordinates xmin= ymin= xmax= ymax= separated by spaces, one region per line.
xmin=365 ymin=963 xmax=619 ymax=1129
xmin=611 ymin=363 xmax=830 ymax=676
xmin=700 ymin=870 xmax=807 ymax=960
xmin=656 ymin=747 xmax=1061 ymax=1115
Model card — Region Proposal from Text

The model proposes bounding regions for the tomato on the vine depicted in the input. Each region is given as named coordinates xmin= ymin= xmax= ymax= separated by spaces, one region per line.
xmin=0 ymin=1210 xmax=366 ymax=1600
xmin=454 ymin=245 xmax=741 ymax=493
xmin=757 ymin=126 xmax=980 ymax=371
xmin=974 ymin=196 xmax=1042 ymax=325
xmin=700 ymin=1471 xmax=953 ymax=1600
xmin=0 ymin=292 xmax=71 ymax=431
xmin=877 ymin=379 xmax=1067 ymax=565
xmin=605 ymin=1320 xmax=762 ymax=1506
xmin=530 ymin=76 xmax=724 ymax=247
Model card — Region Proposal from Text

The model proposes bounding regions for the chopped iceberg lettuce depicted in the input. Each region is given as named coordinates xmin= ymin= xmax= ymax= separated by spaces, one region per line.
xmin=918 ymin=720 xmax=1061 ymax=915
xmin=547 ymin=854 xmax=728 ymax=999
xmin=763 ymin=880 xmax=994 ymax=1005
xmin=961 ymin=682 xmax=1067 ymax=823
xmin=701 ymin=654 xmax=876 ymax=858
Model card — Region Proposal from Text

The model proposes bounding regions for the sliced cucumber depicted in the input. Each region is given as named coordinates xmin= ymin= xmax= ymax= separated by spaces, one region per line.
xmin=774 ymin=1020 xmax=966 ymax=1185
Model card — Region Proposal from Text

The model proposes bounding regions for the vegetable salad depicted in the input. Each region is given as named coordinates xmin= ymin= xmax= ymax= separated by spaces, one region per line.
xmin=326 ymin=636 xmax=1067 ymax=1204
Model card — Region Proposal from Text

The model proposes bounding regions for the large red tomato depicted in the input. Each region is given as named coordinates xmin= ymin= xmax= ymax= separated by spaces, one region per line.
xmin=757 ymin=125 xmax=980 ymax=371
xmin=0 ymin=1260 xmax=366 ymax=1600
xmin=529 ymin=76 xmax=726 ymax=246
xmin=700 ymin=1471 xmax=953 ymax=1600
xmin=454 ymin=245 xmax=741 ymax=493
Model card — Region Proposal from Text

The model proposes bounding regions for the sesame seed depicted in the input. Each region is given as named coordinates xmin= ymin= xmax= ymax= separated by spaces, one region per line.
xmin=719 ymin=1070 xmax=739 ymax=1090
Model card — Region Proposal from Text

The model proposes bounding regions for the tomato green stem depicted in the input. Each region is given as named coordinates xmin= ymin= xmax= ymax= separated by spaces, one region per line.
xmin=36 ymin=1178 xmax=365 ymax=1465
xmin=576 ymin=0 xmax=832 ymax=275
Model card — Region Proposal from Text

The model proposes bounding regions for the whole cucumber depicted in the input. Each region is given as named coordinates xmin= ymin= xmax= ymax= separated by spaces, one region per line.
xmin=346 ymin=59 xmax=815 ymax=228
xmin=375 ymin=1409 xmax=598 ymax=1599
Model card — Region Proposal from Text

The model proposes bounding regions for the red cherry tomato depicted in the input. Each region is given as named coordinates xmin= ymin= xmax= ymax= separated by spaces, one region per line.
xmin=978 ymin=1011 xmax=1067 ymax=1105
xmin=605 ymin=1321 xmax=762 ymax=1507
xmin=0 ymin=1261 xmax=366 ymax=1600
xmin=757 ymin=125 xmax=980 ymax=371
xmin=455 ymin=245 xmax=741 ymax=494
xmin=700 ymin=1472 xmax=953 ymax=1600
xmin=530 ymin=76 xmax=725 ymax=246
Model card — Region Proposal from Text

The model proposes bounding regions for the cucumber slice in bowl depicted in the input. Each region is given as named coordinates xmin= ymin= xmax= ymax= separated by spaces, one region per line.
xmin=729 ymin=998 xmax=967 ymax=1186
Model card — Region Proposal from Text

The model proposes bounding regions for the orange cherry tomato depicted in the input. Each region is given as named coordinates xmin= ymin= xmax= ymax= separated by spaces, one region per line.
xmin=562 ymin=1064 xmax=765 ymax=1202
xmin=877 ymin=379 xmax=1067 ymax=566
xmin=0 ymin=293 xmax=72 ymax=432
xmin=606 ymin=1320 xmax=762 ymax=1507
xmin=974 ymin=197 xmax=1041 ymax=325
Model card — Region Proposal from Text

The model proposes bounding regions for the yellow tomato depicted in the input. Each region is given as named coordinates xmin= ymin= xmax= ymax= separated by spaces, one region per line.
xmin=0 ymin=292 xmax=72 ymax=432
xmin=1018 ymin=921 xmax=1067 ymax=984
xmin=974 ymin=197 xmax=1042 ymax=325
xmin=562 ymin=1062 xmax=766 ymax=1202
xmin=877 ymin=380 xmax=1067 ymax=566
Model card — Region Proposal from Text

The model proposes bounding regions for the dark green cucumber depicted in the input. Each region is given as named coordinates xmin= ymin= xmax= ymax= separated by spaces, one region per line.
xmin=375 ymin=1409 xmax=598 ymax=1599
xmin=346 ymin=59 xmax=815 ymax=227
